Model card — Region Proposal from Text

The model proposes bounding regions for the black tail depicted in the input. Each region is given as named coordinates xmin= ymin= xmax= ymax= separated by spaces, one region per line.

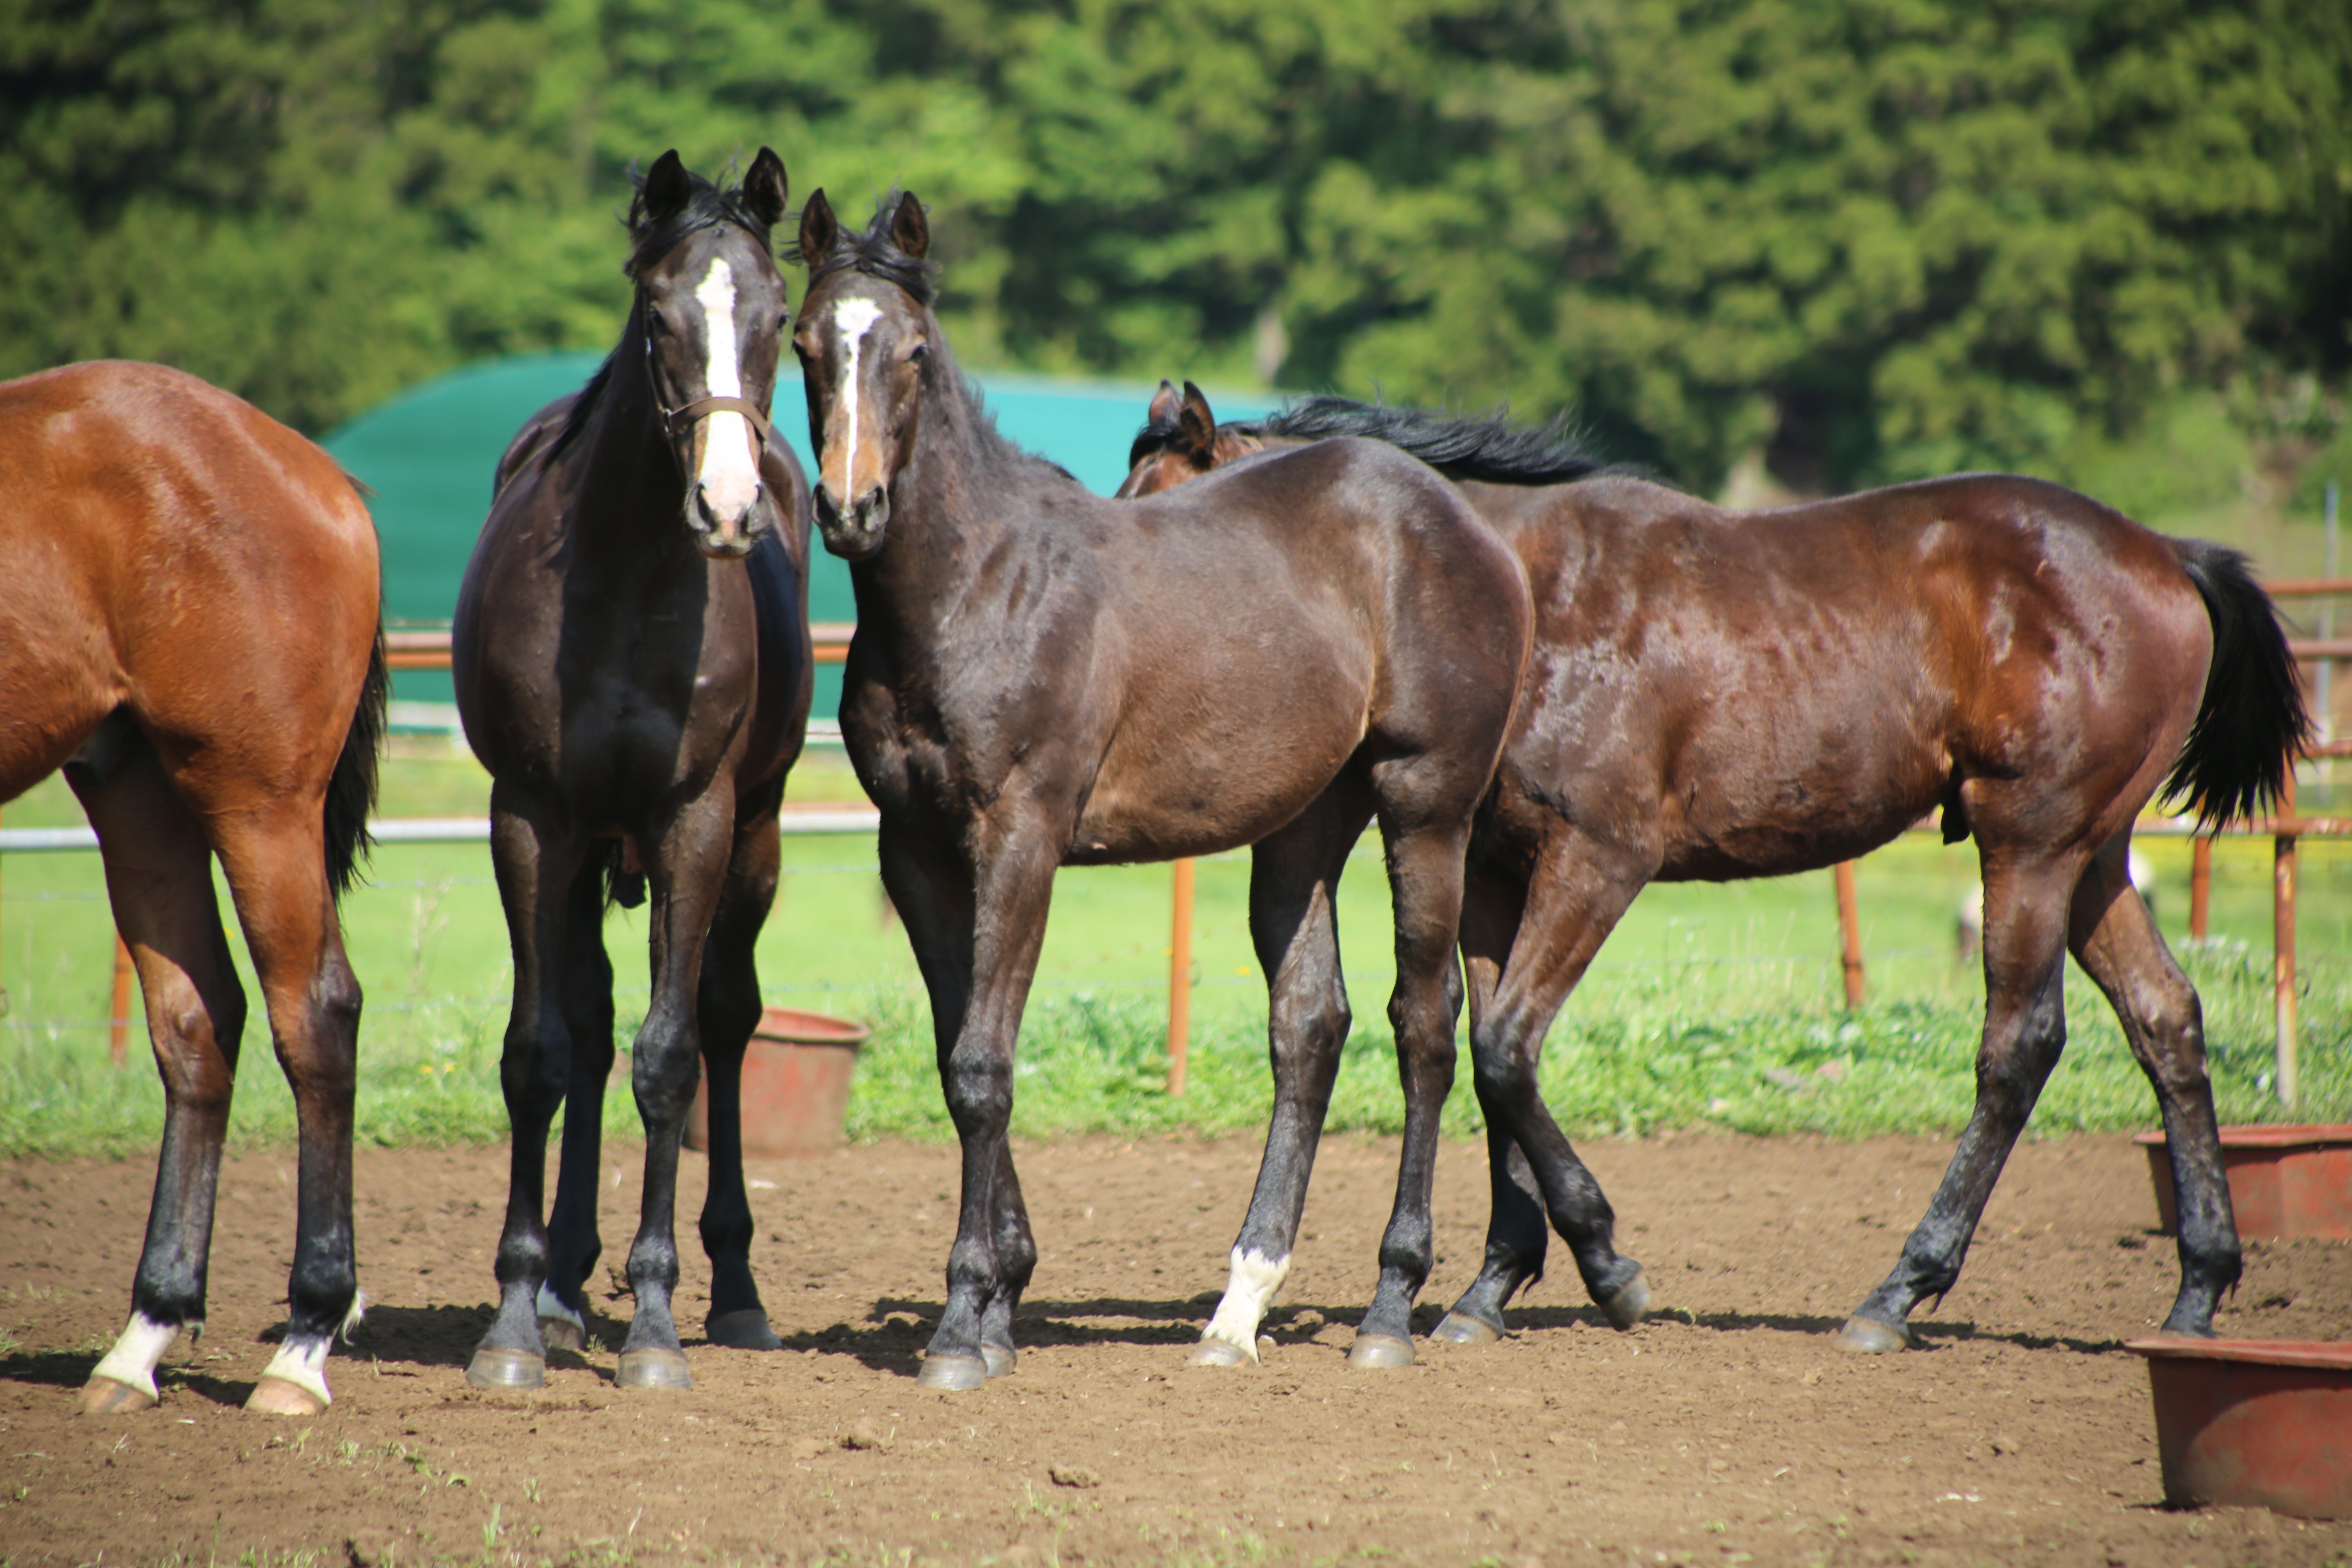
xmin=2161 ymin=541 xmax=2312 ymax=828
xmin=324 ymin=627 xmax=389 ymax=904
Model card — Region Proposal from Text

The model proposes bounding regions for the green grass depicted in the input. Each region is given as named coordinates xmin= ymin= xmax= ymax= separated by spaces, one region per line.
xmin=1 ymin=749 xmax=2346 ymax=1157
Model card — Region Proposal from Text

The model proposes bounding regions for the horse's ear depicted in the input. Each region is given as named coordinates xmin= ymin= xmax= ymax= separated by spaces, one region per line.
xmin=798 ymin=188 xmax=838 ymax=264
xmin=1178 ymin=381 xmax=1218 ymax=459
xmin=1147 ymin=380 xmax=1180 ymax=429
xmin=642 ymin=150 xmax=692 ymax=227
xmin=743 ymin=147 xmax=788 ymax=229
xmin=891 ymin=192 xmax=929 ymax=260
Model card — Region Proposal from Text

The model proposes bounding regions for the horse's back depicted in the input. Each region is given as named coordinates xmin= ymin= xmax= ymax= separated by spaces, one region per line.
xmin=0 ymin=361 xmax=379 ymax=803
xmin=1510 ymin=470 xmax=2214 ymax=878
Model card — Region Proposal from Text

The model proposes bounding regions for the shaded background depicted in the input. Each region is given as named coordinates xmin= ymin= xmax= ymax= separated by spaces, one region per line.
xmin=4 ymin=0 xmax=2348 ymax=512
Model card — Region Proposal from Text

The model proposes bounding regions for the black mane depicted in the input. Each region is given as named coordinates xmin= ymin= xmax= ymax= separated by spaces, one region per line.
xmin=797 ymin=193 xmax=938 ymax=305
xmin=1254 ymin=398 xmax=1614 ymax=486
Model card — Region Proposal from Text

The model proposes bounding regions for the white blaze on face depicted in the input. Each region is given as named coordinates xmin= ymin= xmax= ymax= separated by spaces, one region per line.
xmin=829 ymin=295 xmax=886 ymax=502
xmin=692 ymin=257 xmax=762 ymax=524
xmin=1199 ymin=1246 xmax=1292 ymax=1362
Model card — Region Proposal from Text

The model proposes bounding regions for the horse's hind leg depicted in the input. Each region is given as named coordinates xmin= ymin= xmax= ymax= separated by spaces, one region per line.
xmin=208 ymin=804 xmax=366 ymax=1414
xmin=1839 ymin=850 xmax=2080 ymax=1351
xmin=1439 ymin=841 xmax=1651 ymax=1343
xmin=539 ymin=859 xmax=617 ymax=1353
xmin=70 ymin=748 xmax=248 ymax=1414
xmin=2068 ymin=834 xmax=2239 ymax=1335
xmin=696 ymin=796 xmax=784 ymax=1351
xmin=1192 ymin=790 xmax=1370 ymax=1367
xmin=1350 ymin=788 xmax=1490 ymax=1368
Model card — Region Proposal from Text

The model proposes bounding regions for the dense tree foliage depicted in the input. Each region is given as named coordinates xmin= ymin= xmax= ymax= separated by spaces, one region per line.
xmin=3 ymin=0 xmax=2345 ymax=492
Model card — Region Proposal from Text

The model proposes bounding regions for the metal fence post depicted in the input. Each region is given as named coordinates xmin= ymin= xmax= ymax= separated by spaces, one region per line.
xmin=1167 ymin=857 xmax=1195 ymax=1096
xmin=1834 ymin=860 xmax=1865 ymax=1009
xmin=2275 ymin=767 xmax=2298 ymax=1107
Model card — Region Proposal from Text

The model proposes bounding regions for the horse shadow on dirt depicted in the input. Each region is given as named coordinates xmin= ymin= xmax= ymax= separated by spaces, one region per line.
xmin=1624 ymin=1305 xmax=2128 ymax=1357
xmin=2 ymin=1348 xmax=255 ymax=1408
xmin=350 ymin=1302 xmax=598 ymax=1379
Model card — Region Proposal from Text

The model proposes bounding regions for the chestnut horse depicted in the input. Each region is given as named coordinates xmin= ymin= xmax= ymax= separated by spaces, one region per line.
xmin=453 ymin=149 xmax=813 ymax=1392
xmin=0 ymin=360 xmax=387 ymax=1415
xmin=791 ymin=194 xmax=1534 ymax=1387
xmin=1123 ymin=383 xmax=2307 ymax=1351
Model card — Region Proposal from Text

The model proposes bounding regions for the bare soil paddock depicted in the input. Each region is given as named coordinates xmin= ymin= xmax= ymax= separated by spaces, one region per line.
xmin=3 ymin=1132 xmax=2348 ymax=1566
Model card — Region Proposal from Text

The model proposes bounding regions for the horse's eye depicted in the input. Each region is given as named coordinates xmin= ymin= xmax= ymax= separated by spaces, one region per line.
xmin=908 ymin=343 xmax=929 ymax=364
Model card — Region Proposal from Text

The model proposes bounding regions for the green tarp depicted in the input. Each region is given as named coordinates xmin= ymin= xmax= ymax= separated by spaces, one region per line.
xmin=321 ymin=354 xmax=1266 ymax=714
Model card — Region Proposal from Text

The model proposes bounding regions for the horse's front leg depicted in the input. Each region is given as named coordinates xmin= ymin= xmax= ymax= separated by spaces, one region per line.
xmin=695 ymin=793 xmax=784 ymax=1350
xmin=885 ymin=821 xmax=1056 ymax=1391
xmin=1441 ymin=837 xmax=1651 ymax=1343
xmin=615 ymin=798 xmax=737 ymax=1390
xmin=1192 ymin=796 xmax=1366 ymax=1367
xmin=469 ymin=795 xmax=588 ymax=1390
xmin=539 ymin=858 xmax=617 ymax=1354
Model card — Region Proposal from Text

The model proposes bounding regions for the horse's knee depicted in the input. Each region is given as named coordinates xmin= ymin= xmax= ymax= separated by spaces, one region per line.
xmin=942 ymin=1048 xmax=1012 ymax=1131
xmin=1270 ymin=983 xmax=1350 ymax=1067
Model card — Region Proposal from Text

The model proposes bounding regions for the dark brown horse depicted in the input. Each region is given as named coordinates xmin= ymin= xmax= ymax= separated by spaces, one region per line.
xmin=1123 ymin=383 xmax=2307 ymax=1351
xmin=790 ymin=194 xmax=1532 ymax=1387
xmin=452 ymin=149 xmax=813 ymax=1392
xmin=0 ymin=360 xmax=387 ymax=1415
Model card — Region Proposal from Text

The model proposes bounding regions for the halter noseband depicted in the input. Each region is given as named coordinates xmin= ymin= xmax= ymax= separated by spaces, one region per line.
xmin=661 ymin=393 xmax=775 ymax=453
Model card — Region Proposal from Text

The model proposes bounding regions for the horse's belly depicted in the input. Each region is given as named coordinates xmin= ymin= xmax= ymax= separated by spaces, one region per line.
xmin=1071 ymin=713 xmax=1364 ymax=863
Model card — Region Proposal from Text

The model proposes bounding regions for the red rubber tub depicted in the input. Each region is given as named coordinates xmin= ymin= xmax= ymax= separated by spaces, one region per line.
xmin=684 ymin=1006 xmax=870 ymax=1158
xmin=2134 ymin=1125 xmax=2352 ymax=1240
xmin=2127 ymin=1338 xmax=2352 ymax=1518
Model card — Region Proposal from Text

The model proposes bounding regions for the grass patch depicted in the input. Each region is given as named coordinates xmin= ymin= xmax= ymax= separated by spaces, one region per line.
xmin=2 ymin=753 xmax=2346 ymax=1158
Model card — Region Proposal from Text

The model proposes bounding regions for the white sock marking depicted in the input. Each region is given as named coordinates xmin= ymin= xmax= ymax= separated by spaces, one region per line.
xmin=692 ymin=258 xmax=762 ymax=524
xmin=257 ymin=1335 xmax=334 ymax=1408
xmin=1200 ymin=1247 xmax=1292 ymax=1361
xmin=536 ymin=1283 xmax=585 ymax=1334
xmin=91 ymin=1312 xmax=180 ymax=1401
xmin=830 ymin=296 xmax=885 ymax=505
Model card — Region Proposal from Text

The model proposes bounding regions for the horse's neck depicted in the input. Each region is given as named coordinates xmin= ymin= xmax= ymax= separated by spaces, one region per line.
xmin=859 ymin=370 xmax=1059 ymax=645
xmin=566 ymin=320 xmax=697 ymax=579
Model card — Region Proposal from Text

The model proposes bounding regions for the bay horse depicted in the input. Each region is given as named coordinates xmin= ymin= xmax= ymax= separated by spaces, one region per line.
xmin=0 ymin=360 xmax=387 ymax=1415
xmin=452 ymin=149 xmax=813 ymax=1392
xmin=790 ymin=192 xmax=1534 ymax=1387
xmin=1122 ymin=383 xmax=2308 ymax=1351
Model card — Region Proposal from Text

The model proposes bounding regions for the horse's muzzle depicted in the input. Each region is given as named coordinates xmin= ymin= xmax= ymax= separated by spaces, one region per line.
xmin=813 ymin=483 xmax=889 ymax=559
xmin=689 ymin=483 xmax=767 ymax=560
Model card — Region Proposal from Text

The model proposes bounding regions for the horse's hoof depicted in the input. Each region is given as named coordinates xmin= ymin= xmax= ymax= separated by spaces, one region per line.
xmin=78 ymin=1376 xmax=156 ymax=1415
xmin=244 ymin=1376 xmax=328 ymax=1417
xmin=615 ymin=1349 xmax=693 ymax=1390
xmin=982 ymin=1343 xmax=1016 ymax=1379
xmin=1833 ymin=1314 xmax=1909 ymax=1354
xmin=1598 ymin=1267 xmax=1652 ymax=1331
xmin=538 ymin=1315 xmax=588 ymax=1354
xmin=915 ymin=1354 xmax=989 ymax=1392
xmin=466 ymin=1347 xmax=547 ymax=1391
xmin=1431 ymin=1311 xmax=1503 ymax=1346
xmin=706 ymin=1310 xmax=782 ymax=1351
xmin=1346 ymin=1333 xmax=1417 ymax=1370
xmin=1186 ymin=1337 xmax=1254 ymax=1369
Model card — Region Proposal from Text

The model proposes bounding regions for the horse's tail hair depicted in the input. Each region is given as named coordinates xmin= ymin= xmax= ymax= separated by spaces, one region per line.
xmin=2162 ymin=540 xmax=2312 ymax=829
xmin=324 ymin=626 xmax=389 ymax=904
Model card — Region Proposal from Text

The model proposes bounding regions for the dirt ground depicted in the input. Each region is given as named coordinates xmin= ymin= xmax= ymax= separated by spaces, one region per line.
xmin=2 ymin=1131 xmax=2348 ymax=1567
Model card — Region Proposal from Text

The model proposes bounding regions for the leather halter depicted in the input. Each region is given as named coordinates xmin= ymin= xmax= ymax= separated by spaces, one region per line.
xmin=661 ymin=393 xmax=774 ymax=452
